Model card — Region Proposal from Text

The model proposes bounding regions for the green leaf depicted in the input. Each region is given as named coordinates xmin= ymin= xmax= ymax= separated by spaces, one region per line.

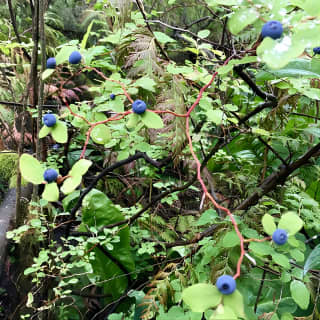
xmin=198 ymin=30 xmax=210 ymax=38
xmin=91 ymin=124 xmax=111 ymax=145
xmin=223 ymin=290 xmax=245 ymax=318
xmin=206 ymin=109 xmax=224 ymax=125
xmin=19 ymin=154 xmax=44 ymax=185
xmin=249 ymin=242 xmax=275 ymax=256
xmin=228 ymin=8 xmax=259 ymax=35
xmin=41 ymin=69 xmax=54 ymax=80
xmin=272 ymin=253 xmax=290 ymax=269
xmin=62 ymin=190 xmax=80 ymax=211
xmin=39 ymin=125 xmax=51 ymax=138
xmin=278 ymin=212 xmax=304 ymax=235
xmin=262 ymin=214 xmax=277 ymax=235
xmin=69 ymin=159 xmax=92 ymax=177
xmin=55 ymin=45 xmax=78 ymax=65
xmin=210 ymin=305 xmax=237 ymax=320
xmin=182 ymin=283 xmax=222 ymax=313
xmin=61 ymin=175 xmax=82 ymax=194
xmin=135 ymin=77 xmax=156 ymax=92
xmin=126 ymin=113 xmax=140 ymax=129
xmin=258 ymin=23 xmax=320 ymax=69
xmin=222 ymin=231 xmax=240 ymax=248
xmin=81 ymin=189 xmax=135 ymax=298
xmin=81 ymin=20 xmax=94 ymax=49
xmin=51 ymin=120 xmax=68 ymax=143
xmin=281 ymin=313 xmax=293 ymax=320
xmin=196 ymin=209 xmax=219 ymax=226
xmin=291 ymin=0 xmax=320 ymax=16
xmin=141 ymin=110 xmax=164 ymax=129
xmin=304 ymin=244 xmax=320 ymax=275
xmin=257 ymin=37 xmax=303 ymax=70
xmin=290 ymin=249 xmax=304 ymax=262
xmin=153 ymin=31 xmax=176 ymax=44
xmin=42 ymin=182 xmax=59 ymax=202
xmin=256 ymin=58 xmax=320 ymax=81
xmin=290 ymin=280 xmax=310 ymax=310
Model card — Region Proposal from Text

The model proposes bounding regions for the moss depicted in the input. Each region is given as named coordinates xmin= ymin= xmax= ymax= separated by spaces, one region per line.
xmin=0 ymin=151 xmax=27 ymax=188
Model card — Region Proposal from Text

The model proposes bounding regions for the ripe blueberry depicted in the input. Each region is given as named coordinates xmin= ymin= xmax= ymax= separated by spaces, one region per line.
xmin=132 ymin=100 xmax=147 ymax=114
xmin=261 ymin=21 xmax=283 ymax=40
xmin=69 ymin=51 xmax=82 ymax=64
xmin=313 ymin=47 xmax=320 ymax=55
xmin=43 ymin=114 xmax=56 ymax=127
xmin=272 ymin=229 xmax=288 ymax=245
xmin=216 ymin=275 xmax=236 ymax=295
xmin=110 ymin=93 xmax=116 ymax=100
xmin=46 ymin=57 xmax=56 ymax=69
xmin=43 ymin=168 xmax=58 ymax=183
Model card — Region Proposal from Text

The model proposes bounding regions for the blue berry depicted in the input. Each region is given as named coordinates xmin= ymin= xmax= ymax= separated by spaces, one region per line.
xmin=110 ymin=93 xmax=116 ymax=100
xmin=46 ymin=57 xmax=56 ymax=69
xmin=216 ymin=275 xmax=236 ymax=295
xmin=69 ymin=51 xmax=82 ymax=64
xmin=43 ymin=114 xmax=56 ymax=127
xmin=132 ymin=100 xmax=147 ymax=114
xmin=313 ymin=47 xmax=320 ymax=55
xmin=261 ymin=21 xmax=283 ymax=40
xmin=43 ymin=169 xmax=58 ymax=183
xmin=272 ymin=229 xmax=288 ymax=245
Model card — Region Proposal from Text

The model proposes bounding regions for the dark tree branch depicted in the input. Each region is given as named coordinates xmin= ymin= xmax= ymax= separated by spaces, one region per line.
xmin=237 ymin=100 xmax=277 ymax=125
xmin=146 ymin=19 xmax=228 ymax=49
xmin=7 ymin=0 xmax=32 ymax=61
xmin=96 ymin=244 xmax=132 ymax=286
xmin=185 ymin=16 xmax=212 ymax=29
xmin=64 ymin=152 xmax=170 ymax=237
xmin=254 ymin=268 xmax=266 ymax=313
xmin=135 ymin=0 xmax=170 ymax=61
xmin=236 ymin=141 xmax=320 ymax=211
xmin=234 ymin=66 xmax=276 ymax=101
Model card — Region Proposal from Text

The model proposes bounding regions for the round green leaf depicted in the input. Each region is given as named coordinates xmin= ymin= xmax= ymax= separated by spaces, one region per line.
xmin=126 ymin=113 xmax=140 ymax=129
xmin=281 ymin=313 xmax=293 ymax=320
xmin=182 ymin=283 xmax=222 ymax=313
xmin=51 ymin=120 xmax=68 ymax=143
xmin=278 ymin=212 xmax=304 ymax=235
xmin=55 ymin=45 xmax=78 ymax=65
xmin=39 ymin=125 xmax=52 ymax=139
xmin=223 ymin=290 xmax=244 ymax=318
xmin=91 ymin=124 xmax=111 ymax=145
xmin=42 ymin=69 xmax=55 ymax=80
xmin=69 ymin=159 xmax=92 ymax=177
xmin=290 ymin=280 xmax=310 ymax=310
xmin=222 ymin=231 xmax=240 ymax=248
xmin=304 ymin=244 xmax=320 ymax=275
xmin=272 ymin=253 xmax=290 ymax=269
xmin=61 ymin=175 xmax=82 ymax=194
xmin=19 ymin=154 xmax=45 ymax=185
xmin=42 ymin=182 xmax=59 ymax=202
xmin=228 ymin=8 xmax=259 ymax=35
xmin=262 ymin=214 xmax=277 ymax=236
xmin=141 ymin=110 xmax=164 ymax=129
xmin=210 ymin=305 xmax=237 ymax=320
